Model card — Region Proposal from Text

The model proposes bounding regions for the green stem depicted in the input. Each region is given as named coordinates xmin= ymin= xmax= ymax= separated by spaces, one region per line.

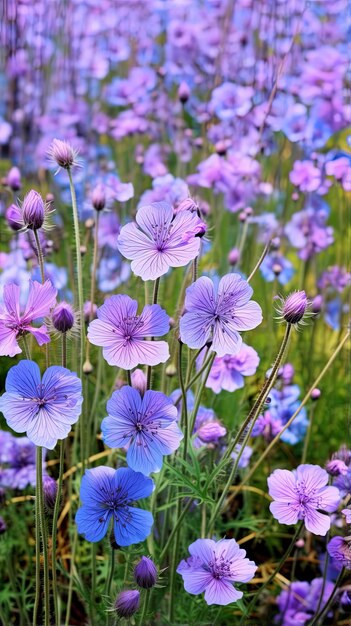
xmin=105 ymin=549 xmax=116 ymax=601
xmin=178 ymin=342 xmax=189 ymax=459
xmin=237 ymin=330 xmax=350 ymax=490
xmin=67 ymin=168 xmax=85 ymax=469
xmin=85 ymin=212 xmax=100 ymax=367
xmin=247 ymin=240 xmax=271 ymax=283
xmin=52 ymin=439 xmax=65 ymax=626
xmin=192 ymin=256 xmax=198 ymax=282
xmin=33 ymin=229 xmax=45 ymax=283
xmin=224 ymin=323 xmax=292 ymax=463
xmin=159 ymin=499 xmax=193 ymax=562
xmin=308 ymin=567 xmax=345 ymax=626
xmin=242 ymin=522 xmax=303 ymax=623
xmin=139 ymin=589 xmax=151 ymax=626
xmin=189 ymin=353 xmax=216 ymax=435
xmin=146 ymin=277 xmax=160 ymax=389
xmin=36 ymin=446 xmax=50 ymax=626
xmin=168 ymin=498 xmax=181 ymax=623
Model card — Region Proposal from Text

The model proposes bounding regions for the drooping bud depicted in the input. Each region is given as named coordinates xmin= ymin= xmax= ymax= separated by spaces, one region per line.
xmin=6 ymin=166 xmax=21 ymax=191
xmin=91 ymin=184 xmax=106 ymax=212
xmin=48 ymin=138 xmax=78 ymax=170
xmin=22 ymin=190 xmax=45 ymax=230
xmin=52 ymin=302 xmax=75 ymax=333
xmin=282 ymin=291 xmax=308 ymax=325
xmin=131 ymin=369 xmax=147 ymax=396
xmin=115 ymin=590 xmax=140 ymax=618
xmin=228 ymin=247 xmax=240 ymax=266
xmin=6 ymin=203 xmax=23 ymax=231
xmin=43 ymin=475 xmax=58 ymax=511
xmin=134 ymin=556 xmax=158 ymax=589
xmin=178 ymin=81 xmax=190 ymax=104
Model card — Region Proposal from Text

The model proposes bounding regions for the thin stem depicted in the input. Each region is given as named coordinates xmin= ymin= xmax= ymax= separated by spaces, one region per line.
xmin=308 ymin=567 xmax=345 ymax=626
xmin=126 ymin=369 xmax=132 ymax=386
xmin=85 ymin=212 xmax=100 ymax=366
xmin=189 ymin=353 xmax=216 ymax=434
xmin=105 ymin=549 xmax=116 ymax=601
xmin=224 ymin=323 xmax=292 ymax=463
xmin=139 ymin=589 xmax=151 ymax=626
xmin=242 ymin=522 xmax=303 ymax=623
xmin=192 ymin=256 xmax=198 ymax=282
xmin=90 ymin=544 xmax=97 ymax=626
xmin=33 ymin=229 xmax=45 ymax=283
xmin=52 ymin=439 xmax=64 ymax=626
xmin=146 ymin=277 xmax=161 ymax=390
xmin=178 ymin=342 xmax=189 ymax=459
xmin=236 ymin=330 xmax=350 ymax=491
xmin=159 ymin=499 xmax=192 ymax=562
xmin=36 ymin=446 xmax=50 ymax=626
xmin=22 ymin=334 xmax=31 ymax=360
xmin=168 ymin=498 xmax=181 ymax=623
xmin=33 ymin=481 xmax=40 ymax=626
xmin=67 ymin=168 xmax=85 ymax=468
xmin=247 ymin=240 xmax=271 ymax=283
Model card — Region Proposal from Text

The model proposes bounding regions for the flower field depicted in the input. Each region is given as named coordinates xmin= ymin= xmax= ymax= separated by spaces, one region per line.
xmin=0 ymin=1 xmax=350 ymax=624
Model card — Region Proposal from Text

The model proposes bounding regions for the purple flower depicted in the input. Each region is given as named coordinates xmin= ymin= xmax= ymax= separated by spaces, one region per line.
xmin=199 ymin=343 xmax=260 ymax=394
xmin=75 ymin=466 xmax=153 ymax=545
xmin=289 ymin=160 xmax=321 ymax=192
xmin=177 ymin=538 xmax=257 ymax=605
xmin=231 ymin=444 xmax=253 ymax=469
xmin=0 ymin=431 xmax=46 ymax=489
xmin=115 ymin=590 xmax=140 ymax=618
xmin=101 ymin=386 xmax=182 ymax=475
xmin=279 ymin=290 xmax=309 ymax=325
xmin=0 ymin=360 xmax=83 ymax=449
xmin=48 ymin=138 xmax=79 ymax=171
xmin=327 ymin=536 xmax=351 ymax=569
xmin=268 ymin=464 xmax=340 ymax=535
xmin=285 ymin=208 xmax=334 ymax=260
xmin=88 ymin=295 xmax=170 ymax=370
xmin=21 ymin=190 xmax=46 ymax=230
xmin=209 ymin=82 xmax=254 ymax=119
xmin=0 ymin=280 xmax=57 ymax=357
xmin=260 ymin=253 xmax=295 ymax=285
xmin=342 ymin=509 xmax=351 ymax=523
xmin=134 ymin=556 xmax=158 ymax=588
xmin=179 ymin=274 xmax=262 ymax=356
xmin=117 ymin=201 xmax=201 ymax=280
xmin=275 ymin=578 xmax=334 ymax=626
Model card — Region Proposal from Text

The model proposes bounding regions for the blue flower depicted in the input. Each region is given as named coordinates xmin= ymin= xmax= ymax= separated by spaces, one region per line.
xmin=102 ymin=386 xmax=182 ymax=475
xmin=75 ymin=466 xmax=154 ymax=545
xmin=0 ymin=360 xmax=83 ymax=449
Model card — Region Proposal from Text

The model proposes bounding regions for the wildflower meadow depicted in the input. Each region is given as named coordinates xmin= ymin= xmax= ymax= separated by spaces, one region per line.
xmin=0 ymin=1 xmax=350 ymax=625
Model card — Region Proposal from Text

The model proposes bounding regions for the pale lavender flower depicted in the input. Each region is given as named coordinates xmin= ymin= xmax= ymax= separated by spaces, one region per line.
xmin=117 ymin=201 xmax=201 ymax=280
xmin=180 ymin=274 xmax=262 ymax=356
xmin=198 ymin=343 xmax=260 ymax=394
xmin=88 ymin=295 xmax=170 ymax=370
xmin=289 ymin=160 xmax=321 ymax=192
xmin=177 ymin=538 xmax=257 ymax=605
xmin=268 ymin=464 xmax=340 ymax=535
xmin=327 ymin=536 xmax=351 ymax=569
xmin=0 ymin=280 xmax=57 ymax=357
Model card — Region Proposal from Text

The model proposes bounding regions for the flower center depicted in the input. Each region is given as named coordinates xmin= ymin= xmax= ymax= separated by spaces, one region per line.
xmin=208 ymin=552 xmax=232 ymax=580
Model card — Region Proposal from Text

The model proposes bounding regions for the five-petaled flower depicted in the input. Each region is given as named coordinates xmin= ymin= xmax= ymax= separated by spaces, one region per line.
xmin=268 ymin=464 xmax=340 ymax=536
xmin=179 ymin=274 xmax=262 ymax=356
xmin=102 ymin=386 xmax=182 ymax=475
xmin=117 ymin=201 xmax=201 ymax=280
xmin=0 ymin=360 xmax=83 ymax=449
xmin=177 ymin=538 xmax=257 ymax=605
xmin=0 ymin=280 xmax=57 ymax=357
xmin=87 ymin=294 xmax=170 ymax=369
xmin=75 ymin=466 xmax=154 ymax=545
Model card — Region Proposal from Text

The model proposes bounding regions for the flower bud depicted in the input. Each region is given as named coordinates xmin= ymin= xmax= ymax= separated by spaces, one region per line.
xmin=228 ymin=247 xmax=240 ymax=266
xmin=311 ymin=388 xmax=321 ymax=400
xmin=115 ymin=590 xmax=140 ymax=618
xmin=196 ymin=421 xmax=226 ymax=444
xmin=52 ymin=302 xmax=75 ymax=333
xmin=6 ymin=203 xmax=23 ymax=231
xmin=282 ymin=291 xmax=308 ymax=324
xmin=83 ymin=360 xmax=94 ymax=375
xmin=165 ymin=363 xmax=177 ymax=377
xmin=178 ymin=81 xmax=190 ymax=104
xmin=22 ymin=190 xmax=45 ymax=230
xmin=91 ymin=184 xmax=106 ymax=212
xmin=131 ymin=369 xmax=147 ymax=396
xmin=311 ymin=295 xmax=323 ymax=313
xmin=134 ymin=556 xmax=158 ymax=589
xmin=43 ymin=475 xmax=58 ymax=511
xmin=326 ymin=459 xmax=348 ymax=477
xmin=6 ymin=166 xmax=21 ymax=191
xmin=49 ymin=138 xmax=78 ymax=169
xmin=215 ymin=140 xmax=227 ymax=156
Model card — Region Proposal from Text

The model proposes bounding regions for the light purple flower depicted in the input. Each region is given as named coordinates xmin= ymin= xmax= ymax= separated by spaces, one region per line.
xmin=88 ymin=295 xmax=170 ymax=370
xmin=342 ymin=509 xmax=351 ymax=523
xmin=117 ymin=201 xmax=201 ymax=280
xmin=179 ymin=274 xmax=262 ymax=356
xmin=289 ymin=160 xmax=321 ymax=192
xmin=0 ymin=360 xmax=83 ymax=449
xmin=268 ymin=464 xmax=340 ymax=536
xmin=101 ymin=386 xmax=182 ymax=475
xmin=0 ymin=280 xmax=57 ymax=357
xmin=327 ymin=536 xmax=351 ymax=569
xmin=177 ymin=538 xmax=257 ymax=605
xmin=199 ymin=343 xmax=260 ymax=394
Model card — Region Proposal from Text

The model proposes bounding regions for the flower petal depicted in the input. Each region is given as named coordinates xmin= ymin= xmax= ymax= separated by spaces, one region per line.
xmin=114 ymin=507 xmax=153 ymax=546
xmin=204 ymin=578 xmax=242 ymax=605
xmin=267 ymin=469 xmax=297 ymax=502
xmin=75 ymin=505 xmax=111 ymax=543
